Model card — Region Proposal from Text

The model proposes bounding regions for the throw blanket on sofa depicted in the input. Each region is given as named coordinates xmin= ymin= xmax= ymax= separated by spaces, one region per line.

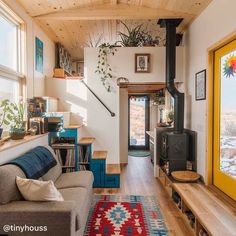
xmin=8 ymin=146 xmax=57 ymax=179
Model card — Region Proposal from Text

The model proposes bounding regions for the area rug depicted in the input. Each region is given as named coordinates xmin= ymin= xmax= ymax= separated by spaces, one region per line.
xmin=84 ymin=195 xmax=169 ymax=236
xmin=128 ymin=151 xmax=151 ymax=157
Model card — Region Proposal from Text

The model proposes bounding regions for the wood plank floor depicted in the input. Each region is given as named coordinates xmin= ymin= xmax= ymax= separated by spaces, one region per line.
xmin=94 ymin=156 xmax=193 ymax=236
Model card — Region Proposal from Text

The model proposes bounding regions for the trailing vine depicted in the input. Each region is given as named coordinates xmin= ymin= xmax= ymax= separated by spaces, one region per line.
xmin=95 ymin=43 xmax=117 ymax=92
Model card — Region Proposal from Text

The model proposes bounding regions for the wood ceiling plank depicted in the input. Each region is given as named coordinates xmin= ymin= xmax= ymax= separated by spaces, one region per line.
xmin=34 ymin=3 xmax=195 ymax=20
xmin=17 ymin=0 xmax=212 ymax=19
xmin=35 ymin=19 xmax=58 ymax=41
xmin=110 ymin=0 xmax=118 ymax=4
xmin=16 ymin=0 xmax=212 ymax=59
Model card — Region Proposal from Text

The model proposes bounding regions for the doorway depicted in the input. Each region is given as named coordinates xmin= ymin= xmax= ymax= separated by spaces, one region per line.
xmin=213 ymin=39 xmax=236 ymax=200
xmin=128 ymin=95 xmax=150 ymax=150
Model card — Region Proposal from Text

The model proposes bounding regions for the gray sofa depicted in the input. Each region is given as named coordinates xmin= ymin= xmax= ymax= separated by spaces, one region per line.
xmin=0 ymin=146 xmax=94 ymax=236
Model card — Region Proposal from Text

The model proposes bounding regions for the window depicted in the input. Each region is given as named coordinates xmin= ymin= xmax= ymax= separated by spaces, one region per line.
xmin=0 ymin=0 xmax=25 ymax=102
xmin=0 ymin=14 xmax=18 ymax=71
xmin=0 ymin=1 xmax=25 ymax=134
xmin=0 ymin=76 xmax=19 ymax=101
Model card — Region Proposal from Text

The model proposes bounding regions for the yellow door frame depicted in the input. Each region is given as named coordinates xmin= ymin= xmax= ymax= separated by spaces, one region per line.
xmin=207 ymin=31 xmax=236 ymax=185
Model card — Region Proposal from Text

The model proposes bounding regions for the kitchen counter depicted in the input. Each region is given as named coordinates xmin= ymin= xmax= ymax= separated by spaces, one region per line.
xmin=146 ymin=131 xmax=154 ymax=139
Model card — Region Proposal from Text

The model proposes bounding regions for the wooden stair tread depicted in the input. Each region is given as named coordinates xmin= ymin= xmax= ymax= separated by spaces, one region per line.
xmin=106 ymin=164 xmax=121 ymax=175
xmin=64 ymin=124 xmax=83 ymax=129
xmin=78 ymin=137 xmax=95 ymax=145
xmin=172 ymin=183 xmax=236 ymax=236
xmin=93 ymin=151 xmax=107 ymax=160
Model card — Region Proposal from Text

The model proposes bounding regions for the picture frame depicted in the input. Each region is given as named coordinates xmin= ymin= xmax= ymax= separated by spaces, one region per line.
xmin=135 ymin=53 xmax=150 ymax=73
xmin=35 ymin=37 xmax=44 ymax=73
xmin=195 ymin=69 xmax=206 ymax=100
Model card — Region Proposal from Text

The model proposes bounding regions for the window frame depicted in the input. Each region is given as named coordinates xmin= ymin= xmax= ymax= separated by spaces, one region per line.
xmin=0 ymin=0 xmax=26 ymax=98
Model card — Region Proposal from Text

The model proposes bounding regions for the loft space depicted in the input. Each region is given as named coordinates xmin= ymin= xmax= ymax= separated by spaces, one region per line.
xmin=17 ymin=0 xmax=212 ymax=60
xmin=0 ymin=0 xmax=236 ymax=236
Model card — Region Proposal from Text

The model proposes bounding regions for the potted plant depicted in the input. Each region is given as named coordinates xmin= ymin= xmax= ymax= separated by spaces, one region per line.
xmin=8 ymin=101 xmax=26 ymax=140
xmin=139 ymin=30 xmax=160 ymax=47
xmin=0 ymin=99 xmax=11 ymax=139
xmin=118 ymin=22 xmax=160 ymax=47
xmin=118 ymin=22 xmax=143 ymax=47
xmin=167 ymin=110 xmax=174 ymax=125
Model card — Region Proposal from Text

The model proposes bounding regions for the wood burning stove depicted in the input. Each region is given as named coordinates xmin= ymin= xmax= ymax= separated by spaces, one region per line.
xmin=160 ymin=132 xmax=189 ymax=174
xmin=157 ymin=19 xmax=196 ymax=175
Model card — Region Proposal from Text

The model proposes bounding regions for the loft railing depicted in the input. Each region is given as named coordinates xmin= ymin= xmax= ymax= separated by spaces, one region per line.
xmin=81 ymin=80 xmax=115 ymax=117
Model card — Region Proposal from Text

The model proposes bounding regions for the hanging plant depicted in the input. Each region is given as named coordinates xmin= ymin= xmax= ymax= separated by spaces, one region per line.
xmin=95 ymin=43 xmax=117 ymax=92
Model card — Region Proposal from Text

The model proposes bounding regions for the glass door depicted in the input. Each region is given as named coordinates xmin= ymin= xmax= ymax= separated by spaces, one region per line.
xmin=213 ymin=39 xmax=236 ymax=200
xmin=128 ymin=95 xmax=150 ymax=150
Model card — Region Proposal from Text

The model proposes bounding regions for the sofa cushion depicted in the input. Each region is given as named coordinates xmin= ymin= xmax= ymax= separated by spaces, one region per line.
xmin=59 ymin=187 xmax=90 ymax=229
xmin=0 ymin=165 xmax=25 ymax=204
xmin=55 ymin=171 xmax=94 ymax=189
xmin=16 ymin=176 xmax=64 ymax=202
xmin=42 ymin=146 xmax=62 ymax=182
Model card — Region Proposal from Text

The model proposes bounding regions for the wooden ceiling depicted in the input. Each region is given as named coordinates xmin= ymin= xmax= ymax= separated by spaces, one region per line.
xmin=16 ymin=0 xmax=212 ymax=60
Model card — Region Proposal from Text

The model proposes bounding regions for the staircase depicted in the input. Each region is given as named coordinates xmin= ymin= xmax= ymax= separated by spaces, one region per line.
xmin=78 ymin=137 xmax=120 ymax=188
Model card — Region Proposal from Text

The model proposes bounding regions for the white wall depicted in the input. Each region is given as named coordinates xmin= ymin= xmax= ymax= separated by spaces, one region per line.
xmin=119 ymin=88 xmax=128 ymax=163
xmin=185 ymin=0 xmax=236 ymax=181
xmin=3 ymin=0 xmax=55 ymax=98
xmin=0 ymin=135 xmax=48 ymax=164
xmin=110 ymin=47 xmax=184 ymax=83
xmin=46 ymin=47 xmax=184 ymax=164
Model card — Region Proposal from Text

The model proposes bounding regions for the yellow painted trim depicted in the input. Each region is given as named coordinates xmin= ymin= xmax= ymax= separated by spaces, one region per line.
xmin=206 ymin=52 xmax=214 ymax=185
xmin=207 ymin=32 xmax=236 ymax=186
xmin=213 ymin=39 xmax=236 ymax=200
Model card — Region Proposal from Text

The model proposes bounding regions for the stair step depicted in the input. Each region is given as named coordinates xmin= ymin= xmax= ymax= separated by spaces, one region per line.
xmin=106 ymin=164 xmax=121 ymax=175
xmin=92 ymin=151 xmax=107 ymax=160
xmin=78 ymin=137 xmax=95 ymax=145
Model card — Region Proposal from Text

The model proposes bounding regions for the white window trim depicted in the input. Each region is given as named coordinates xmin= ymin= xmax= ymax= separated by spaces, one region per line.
xmin=0 ymin=0 xmax=26 ymax=97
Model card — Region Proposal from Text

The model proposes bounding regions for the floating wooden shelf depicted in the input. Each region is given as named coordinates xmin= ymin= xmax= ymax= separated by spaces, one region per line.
xmin=53 ymin=68 xmax=83 ymax=80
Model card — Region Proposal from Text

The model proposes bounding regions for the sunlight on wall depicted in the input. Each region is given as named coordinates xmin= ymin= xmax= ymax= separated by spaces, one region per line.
xmin=66 ymin=79 xmax=87 ymax=101
xmin=66 ymin=100 xmax=88 ymax=125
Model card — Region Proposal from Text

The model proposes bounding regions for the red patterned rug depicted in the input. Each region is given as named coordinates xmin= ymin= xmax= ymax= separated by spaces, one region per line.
xmin=84 ymin=195 xmax=169 ymax=236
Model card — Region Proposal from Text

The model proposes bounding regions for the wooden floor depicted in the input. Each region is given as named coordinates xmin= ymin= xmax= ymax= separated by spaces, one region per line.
xmin=94 ymin=155 xmax=193 ymax=236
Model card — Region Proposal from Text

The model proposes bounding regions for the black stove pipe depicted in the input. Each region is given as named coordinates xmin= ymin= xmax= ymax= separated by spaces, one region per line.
xmin=158 ymin=19 xmax=184 ymax=134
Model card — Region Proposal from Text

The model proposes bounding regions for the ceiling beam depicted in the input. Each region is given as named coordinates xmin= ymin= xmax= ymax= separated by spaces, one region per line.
xmin=34 ymin=3 xmax=194 ymax=21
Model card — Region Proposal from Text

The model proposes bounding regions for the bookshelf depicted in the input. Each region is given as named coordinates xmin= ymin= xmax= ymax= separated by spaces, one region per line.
xmin=78 ymin=144 xmax=91 ymax=170
xmin=48 ymin=127 xmax=79 ymax=171
xmin=52 ymin=143 xmax=75 ymax=173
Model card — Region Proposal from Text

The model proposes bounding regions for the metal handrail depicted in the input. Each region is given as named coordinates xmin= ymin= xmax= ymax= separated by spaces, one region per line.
xmin=81 ymin=80 xmax=115 ymax=117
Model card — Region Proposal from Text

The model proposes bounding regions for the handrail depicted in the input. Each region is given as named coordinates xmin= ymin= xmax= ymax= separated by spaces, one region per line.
xmin=81 ymin=80 xmax=115 ymax=117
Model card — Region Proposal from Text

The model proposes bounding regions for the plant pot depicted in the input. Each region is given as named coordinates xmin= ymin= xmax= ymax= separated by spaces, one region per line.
xmin=0 ymin=128 xmax=3 ymax=139
xmin=9 ymin=128 xmax=26 ymax=140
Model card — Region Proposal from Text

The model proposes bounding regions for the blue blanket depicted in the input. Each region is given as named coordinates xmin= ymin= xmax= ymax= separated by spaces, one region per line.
xmin=8 ymin=146 xmax=57 ymax=179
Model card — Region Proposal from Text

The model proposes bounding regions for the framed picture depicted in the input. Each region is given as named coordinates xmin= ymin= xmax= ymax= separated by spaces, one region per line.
xmin=195 ymin=69 xmax=206 ymax=100
xmin=135 ymin=53 xmax=150 ymax=73
xmin=35 ymin=37 xmax=44 ymax=73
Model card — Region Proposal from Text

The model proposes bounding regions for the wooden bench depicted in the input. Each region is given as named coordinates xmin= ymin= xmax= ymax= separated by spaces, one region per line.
xmin=171 ymin=183 xmax=236 ymax=236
